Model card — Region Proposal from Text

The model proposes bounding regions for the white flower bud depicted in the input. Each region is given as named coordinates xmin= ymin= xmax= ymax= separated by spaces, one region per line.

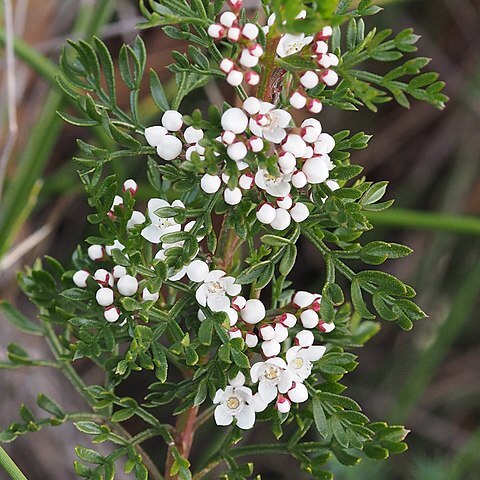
xmin=220 ymin=58 xmax=235 ymax=74
xmin=94 ymin=269 xmax=113 ymax=287
xmin=307 ymin=98 xmax=323 ymax=113
xmin=315 ymin=133 xmax=335 ymax=154
xmin=187 ymin=259 xmax=209 ymax=283
xmin=184 ymin=126 xmax=204 ymax=144
xmin=290 ymin=203 xmax=310 ymax=223
xmin=316 ymin=53 xmax=332 ymax=69
xmin=302 ymin=157 xmax=329 ymax=184
xmin=162 ymin=110 xmax=183 ymax=132
xmin=279 ymin=312 xmax=297 ymax=328
xmin=88 ymin=245 xmax=104 ymax=261
xmin=156 ymin=135 xmax=183 ymax=161
xmin=96 ymin=287 xmax=114 ymax=307
xmin=270 ymin=208 xmax=291 ymax=231
xmin=290 ymin=91 xmax=307 ymax=109
xmin=301 ymin=126 xmax=320 ymax=144
xmin=278 ymin=152 xmax=297 ymax=174
xmin=296 ymin=330 xmax=314 ymax=347
xmin=245 ymin=71 xmax=260 ymax=86
xmin=283 ymin=134 xmax=307 ymax=158
xmin=110 ymin=195 xmax=123 ymax=212
xmin=291 ymin=170 xmax=307 ymax=188
xmin=240 ymin=299 xmax=265 ymax=324
xmin=328 ymin=53 xmax=339 ymax=66
xmin=300 ymin=71 xmax=319 ymax=89
xmin=293 ymin=291 xmax=315 ymax=308
xmin=226 ymin=307 xmax=239 ymax=326
xmin=247 ymin=136 xmax=263 ymax=152
xmin=73 ymin=270 xmax=89 ymax=288
xmin=317 ymin=26 xmax=333 ymax=41
xmin=240 ymin=49 xmax=259 ymax=68
xmin=242 ymin=23 xmax=259 ymax=40
xmin=104 ymin=306 xmax=120 ymax=323
xmin=232 ymin=296 xmax=247 ymax=310
xmin=123 ymin=179 xmax=137 ymax=195
xmin=318 ymin=320 xmax=336 ymax=333
xmin=227 ymin=142 xmax=247 ymax=161
xmin=249 ymin=44 xmax=264 ymax=57
xmin=242 ymin=97 xmax=261 ymax=115
xmin=245 ymin=332 xmax=258 ymax=348
xmin=300 ymin=309 xmax=319 ymax=328
xmin=274 ymin=323 xmax=289 ymax=342
xmin=229 ymin=327 xmax=243 ymax=339
xmin=221 ymin=130 xmax=236 ymax=145
xmin=112 ymin=265 xmax=127 ymax=279
xmin=288 ymin=383 xmax=309 ymax=403
xmin=277 ymin=195 xmax=293 ymax=210
xmin=276 ymin=395 xmax=291 ymax=413
xmin=313 ymin=40 xmax=329 ymax=54
xmin=256 ymin=203 xmax=276 ymax=224
xmin=259 ymin=325 xmax=275 ymax=341
xmin=208 ymin=24 xmax=225 ymax=39
xmin=145 ymin=126 xmax=167 ymax=147
xmin=224 ymin=187 xmax=243 ymax=205
xmin=320 ymin=69 xmax=339 ymax=87
xmin=220 ymin=11 xmax=237 ymax=28
xmin=261 ymin=339 xmax=281 ymax=357
xmin=117 ymin=275 xmax=138 ymax=297
xmin=201 ymin=174 xmax=221 ymax=193
xmin=142 ymin=287 xmax=159 ymax=302
xmin=227 ymin=27 xmax=241 ymax=42
xmin=221 ymin=108 xmax=248 ymax=134
xmin=127 ymin=211 xmax=146 ymax=230
xmin=239 ymin=174 xmax=254 ymax=190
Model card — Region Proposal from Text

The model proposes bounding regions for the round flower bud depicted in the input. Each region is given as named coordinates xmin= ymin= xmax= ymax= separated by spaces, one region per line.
xmin=94 ymin=269 xmax=113 ymax=287
xmin=184 ymin=126 xmax=204 ymax=144
xmin=186 ymin=259 xmax=209 ymax=282
xmin=300 ymin=309 xmax=319 ymax=328
xmin=245 ymin=71 xmax=260 ymax=86
xmin=276 ymin=395 xmax=291 ymax=413
xmin=290 ymin=91 xmax=307 ymax=109
xmin=162 ymin=110 xmax=183 ymax=132
xmin=220 ymin=11 xmax=237 ymax=28
xmin=232 ymin=296 xmax=247 ymax=311
xmin=242 ymin=23 xmax=259 ymax=40
xmin=247 ymin=136 xmax=263 ymax=152
xmin=142 ymin=288 xmax=159 ymax=302
xmin=200 ymin=174 xmax=221 ymax=193
xmin=240 ymin=49 xmax=259 ymax=68
xmin=123 ymin=179 xmax=137 ymax=195
xmin=279 ymin=312 xmax=297 ymax=328
xmin=283 ymin=134 xmax=307 ymax=158
xmin=301 ymin=126 xmax=320 ymax=143
xmin=317 ymin=26 xmax=333 ymax=41
xmin=221 ymin=130 xmax=236 ymax=145
xmin=220 ymin=58 xmax=235 ymax=74
xmin=96 ymin=287 xmax=114 ymax=307
xmin=243 ymin=96 xmax=261 ymax=115
xmin=104 ymin=306 xmax=120 ymax=323
xmin=256 ymin=203 xmax=276 ymax=224
xmin=302 ymin=117 xmax=322 ymax=132
xmin=328 ymin=53 xmax=339 ymax=67
xmin=277 ymin=195 xmax=293 ymax=210
xmin=300 ymin=71 xmax=319 ymax=89
xmin=274 ymin=323 xmax=289 ymax=343
xmin=221 ymin=108 xmax=248 ymax=134
xmin=249 ymin=43 xmax=264 ymax=57
xmin=270 ymin=208 xmax=291 ymax=231
xmin=278 ymin=152 xmax=297 ymax=174
xmin=318 ymin=320 xmax=336 ymax=333
xmin=88 ymin=245 xmax=104 ymax=261
xmin=307 ymin=98 xmax=323 ymax=113
xmin=261 ymin=339 xmax=281 ymax=357
xmin=288 ymin=383 xmax=309 ymax=403
xmin=224 ymin=187 xmax=243 ymax=205
xmin=228 ymin=0 xmax=243 ymax=12
xmin=259 ymin=325 xmax=275 ymax=341
xmin=229 ymin=327 xmax=243 ymax=339
xmin=313 ymin=40 xmax=329 ymax=54
xmin=296 ymin=330 xmax=315 ymax=347
xmin=238 ymin=174 xmax=254 ymax=190
xmin=208 ymin=23 xmax=224 ymax=39
xmin=156 ymin=135 xmax=183 ymax=161
xmin=315 ymin=133 xmax=335 ymax=154
xmin=293 ymin=291 xmax=314 ymax=308
xmin=117 ymin=275 xmax=138 ymax=297
xmin=73 ymin=270 xmax=89 ymax=288
xmin=240 ymin=299 xmax=265 ymax=324
xmin=112 ymin=265 xmax=127 ymax=279
xmin=291 ymin=170 xmax=308 ymax=188
xmin=145 ymin=126 xmax=167 ymax=147
xmin=227 ymin=27 xmax=241 ymax=42
xmin=316 ymin=53 xmax=332 ymax=69
xmin=227 ymin=142 xmax=247 ymax=161
xmin=302 ymin=157 xmax=329 ymax=184
xmin=127 ymin=211 xmax=146 ymax=230
xmin=245 ymin=332 xmax=258 ymax=348
xmin=290 ymin=203 xmax=310 ymax=223
xmin=320 ymin=69 xmax=339 ymax=87
xmin=226 ymin=307 xmax=238 ymax=326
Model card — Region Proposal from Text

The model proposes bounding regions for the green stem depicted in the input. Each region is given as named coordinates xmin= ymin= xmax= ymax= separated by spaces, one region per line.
xmin=365 ymin=208 xmax=480 ymax=236
xmin=0 ymin=447 xmax=27 ymax=480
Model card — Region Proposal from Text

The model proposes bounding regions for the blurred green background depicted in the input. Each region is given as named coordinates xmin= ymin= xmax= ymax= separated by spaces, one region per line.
xmin=0 ymin=0 xmax=479 ymax=479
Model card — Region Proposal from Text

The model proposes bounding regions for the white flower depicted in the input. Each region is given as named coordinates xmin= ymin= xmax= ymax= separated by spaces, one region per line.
xmin=112 ymin=265 xmax=127 ymax=279
xmin=300 ymin=71 xmax=320 ymax=89
xmin=200 ymin=174 xmax=221 ymax=194
xmin=141 ymin=199 xmax=183 ymax=244
xmin=277 ymin=195 xmax=293 ymax=210
xmin=242 ymin=23 xmax=259 ymax=40
xmin=227 ymin=142 xmax=247 ymax=161
xmin=239 ymin=49 xmax=259 ymax=68
xmin=242 ymin=97 xmax=261 ymax=115
xmin=245 ymin=332 xmax=258 ymax=348
xmin=314 ymin=133 xmax=335 ymax=154
xmin=145 ymin=126 xmax=167 ymax=147
xmin=156 ymin=134 xmax=183 ymax=161
xmin=247 ymin=136 xmax=263 ymax=153
xmin=227 ymin=69 xmax=243 ymax=86
xmin=251 ymin=358 xmax=292 ymax=403
xmin=94 ymin=268 xmax=113 ymax=287
xmin=239 ymin=173 xmax=254 ymax=189
xmin=104 ymin=306 xmax=121 ymax=323
xmin=127 ymin=211 xmax=146 ymax=229
xmin=208 ymin=23 xmax=225 ymax=39
xmin=227 ymin=27 xmax=241 ymax=42
xmin=276 ymin=33 xmax=314 ymax=58
xmin=307 ymin=98 xmax=323 ymax=113
xmin=254 ymin=169 xmax=291 ymax=197
xmin=105 ymin=240 xmax=125 ymax=256
xmin=240 ymin=299 xmax=265 ymax=324
xmin=195 ymin=270 xmax=241 ymax=312
xmin=123 ymin=179 xmax=138 ymax=195
xmin=88 ymin=245 xmax=104 ymax=261
xmin=276 ymin=395 xmax=291 ymax=413
xmin=318 ymin=320 xmax=336 ymax=333
xmin=219 ymin=11 xmax=237 ymax=28
xmin=162 ymin=110 xmax=183 ymax=132
xmin=221 ymin=108 xmax=248 ymax=134
xmin=320 ymin=69 xmax=339 ymax=87
xmin=291 ymin=170 xmax=308 ymax=188
xmin=249 ymin=102 xmax=291 ymax=143
xmin=262 ymin=339 xmax=281 ymax=357
xmin=220 ymin=58 xmax=235 ymax=74
xmin=300 ymin=309 xmax=319 ymax=328
xmin=286 ymin=345 xmax=326 ymax=383
xmin=290 ymin=91 xmax=307 ymax=109
xmin=224 ymin=187 xmax=243 ymax=205
xmin=282 ymin=134 xmax=307 ymax=158
xmin=296 ymin=330 xmax=315 ymax=347
xmin=278 ymin=152 xmax=297 ymax=174
xmin=117 ymin=275 xmax=138 ymax=296
xmin=184 ymin=126 xmax=204 ymax=144
xmin=73 ymin=270 xmax=89 ymax=288
xmin=96 ymin=287 xmax=114 ymax=307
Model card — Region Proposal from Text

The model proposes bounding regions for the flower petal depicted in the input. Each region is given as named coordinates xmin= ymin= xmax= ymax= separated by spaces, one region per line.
xmin=214 ymin=405 xmax=233 ymax=426
xmin=259 ymin=380 xmax=278 ymax=403
xmin=235 ymin=405 xmax=255 ymax=429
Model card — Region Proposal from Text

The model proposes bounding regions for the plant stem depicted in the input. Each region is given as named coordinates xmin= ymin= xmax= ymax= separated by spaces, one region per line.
xmin=0 ymin=447 xmax=27 ymax=480
xmin=257 ymin=34 xmax=282 ymax=102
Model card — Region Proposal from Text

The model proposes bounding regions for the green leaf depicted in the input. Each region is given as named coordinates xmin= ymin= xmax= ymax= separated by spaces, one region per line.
xmin=150 ymin=69 xmax=170 ymax=112
xmin=312 ymin=396 xmax=330 ymax=438
xmin=360 ymin=241 xmax=412 ymax=265
xmin=351 ymin=279 xmax=375 ymax=319
xmin=74 ymin=422 xmax=103 ymax=436
xmin=75 ymin=446 xmax=105 ymax=465
xmin=260 ymin=234 xmax=292 ymax=247
xmin=37 ymin=393 xmax=65 ymax=419
xmin=198 ymin=317 xmax=214 ymax=346
xmin=0 ymin=301 xmax=44 ymax=335
xmin=279 ymin=244 xmax=297 ymax=277
xmin=111 ymin=408 xmax=136 ymax=423
xmin=236 ymin=261 xmax=271 ymax=285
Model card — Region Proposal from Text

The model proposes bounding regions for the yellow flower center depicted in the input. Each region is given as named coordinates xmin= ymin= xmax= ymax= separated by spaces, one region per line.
xmin=293 ymin=357 xmax=304 ymax=369
xmin=227 ymin=396 xmax=240 ymax=410
xmin=265 ymin=366 xmax=279 ymax=380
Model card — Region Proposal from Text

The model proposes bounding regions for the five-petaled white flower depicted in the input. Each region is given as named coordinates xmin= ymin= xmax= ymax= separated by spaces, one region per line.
xmin=249 ymin=102 xmax=292 ymax=143
xmin=277 ymin=33 xmax=314 ymax=58
xmin=250 ymin=358 xmax=292 ymax=403
xmin=254 ymin=169 xmax=292 ymax=197
xmin=195 ymin=270 xmax=241 ymax=312
xmin=141 ymin=198 xmax=184 ymax=244
xmin=286 ymin=345 xmax=326 ymax=383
